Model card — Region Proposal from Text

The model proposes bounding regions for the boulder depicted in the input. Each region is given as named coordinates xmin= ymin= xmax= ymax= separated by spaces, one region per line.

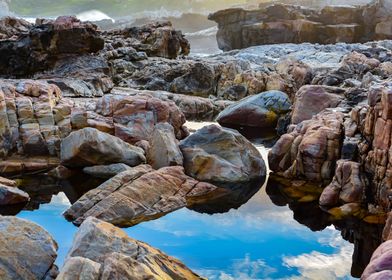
xmin=64 ymin=165 xmax=220 ymax=227
xmin=216 ymin=90 xmax=291 ymax=129
xmin=362 ymin=240 xmax=392 ymax=280
xmin=83 ymin=163 xmax=132 ymax=179
xmin=0 ymin=216 xmax=58 ymax=279
xmin=179 ymin=124 xmax=266 ymax=186
xmin=147 ymin=123 xmax=183 ymax=169
xmin=0 ymin=184 xmax=29 ymax=205
xmin=291 ymin=85 xmax=345 ymax=124
xmin=0 ymin=17 xmax=31 ymax=39
xmin=60 ymin=127 xmax=146 ymax=168
xmin=59 ymin=217 xmax=202 ymax=279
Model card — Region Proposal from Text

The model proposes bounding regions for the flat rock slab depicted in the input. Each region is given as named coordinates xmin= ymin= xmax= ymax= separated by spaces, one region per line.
xmin=0 ymin=184 xmax=29 ymax=205
xmin=58 ymin=217 xmax=203 ymax=279
xmin=0 ymin=216 xmax=58 ymax=280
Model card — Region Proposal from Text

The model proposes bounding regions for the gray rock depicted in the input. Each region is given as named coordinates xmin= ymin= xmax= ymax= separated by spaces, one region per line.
xmin=83 ymin=163 xmax=132 ymax=179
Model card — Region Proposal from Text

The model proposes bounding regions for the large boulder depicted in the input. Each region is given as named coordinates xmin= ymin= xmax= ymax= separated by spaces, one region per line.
xmin=291 ymin=85 xmax=345 ymax=124
xmin=0 ymin=184 xmax=29 ymax=205
xmin=64 ymin=165 xmax=220 ymax=227
xmin=60 ymin=127 xmax=146 ymax=168
xmin=58 ymin=217 xmax=202 ymax=279
xmin=0 ymin=216 xmax=58 ymax=279
xmin=362 ymin=240 xmax=392 ymax=280
xmin=179 ymin=124 xmax=266 ymax=186
xmin=216 ymin=90 xmax=291 ymax=129
xmin=147 ymin=123 xmax=183 ymax=169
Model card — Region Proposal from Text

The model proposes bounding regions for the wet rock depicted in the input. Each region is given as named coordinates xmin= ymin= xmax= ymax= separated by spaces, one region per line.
xmin=180 ymin=124 xmax=266 ymax=186
xmin=83 ymin=163 xmax=132 ymax=179
xmin=0 ymin=184 xmax=29 ymax=205
xmin=64 ymin=165 xmax=220 ymax=227
xmin=216 ymin=90 xmax=291 ymax=129
xmin=291 ymin=85 xmax=345 ymax=124
xmin=60 ymin=127 xmax=146 ymax=168
xmin=59 ymin=217 xmax=202 ymax=279
xmin=147 ymin=123 xmax=183 ymax=169
xmin=320 ymin=160 xmax=366 ymax=207
xmin=0 ymin=216 xmax=58 ymax=280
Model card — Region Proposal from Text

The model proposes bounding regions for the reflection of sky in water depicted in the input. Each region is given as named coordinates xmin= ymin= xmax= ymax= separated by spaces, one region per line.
xmin=16 ymin=144 xmax=355 ymax=280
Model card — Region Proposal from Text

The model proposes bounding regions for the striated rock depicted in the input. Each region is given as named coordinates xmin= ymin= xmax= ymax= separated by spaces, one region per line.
xmin=0 ymin=184 xmax=29 ymax=205
xmin=362 ymin=240 xmax=392 ymax=280
xmin=56 ymin=257 xmax=101 ymax=280
xmin=64 ymin=165 xmax=219 ymax=227
xmin=320 ymin=160 xmax=366 ymax=207
xmin=0 ymin=16 xmax=104 ymax=77
xmin=60 ymin=127 xmax=146 ymax=168
xmin=179 ymin=124 xmax=266 ymax=186
xmin=59 ymin=217 xmax=202 ymax=279
xmin=83 ymin=163 xmax=132 ymax=179
xmin=0 ymin=17 xmax=31 ymax=40
xmin=147 ymin=123 xmax=183 ymax=169
xmin=269 ymin=109 xmax=345 ymax=182
xmin=216 ymin=90 xmax=291 ymax=129
xmin=291 ymin=85 xmax=345 ymax=124
xmin=0 ymin=216 xmax=58 ymax=280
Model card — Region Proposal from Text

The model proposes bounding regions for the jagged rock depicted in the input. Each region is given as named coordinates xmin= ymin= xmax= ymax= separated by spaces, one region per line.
xmin=0 ymin=16 xmax=104 ymax=77
xmin=0 ymin=216 xmax=58 ymax=280
xmin=83 ymin=163 xmax=132 ymax=179
xmin=59 ymin=217 xmax=202 ymax=279
xmin=64 ymin=165 xmax=219 ymax=227
xmin=60 ymin=127 xmax=146 ymax=168
xmin=0 ymin=17 xmax=31 ymax=40
xmin=216 ymin=90 xmax=291 ymax=129
xmin=291 ymin=85 xmax=345 ymax=124
xmin=320 ymin=160 xmax=366 ymax=207
xmin=269 ymin=109 xmax=345 ymax=182
xmin=56 ymin=257 xmax=101 ymax=280
xmin=209 ymin=1 xmax=392 ymax=51
xmin=147 ymin=123 xmax=183 ymax=169
xmin=179 ymin=124 xmax=266 ymax=186
xmin=0 ymin=184 xmax=29 ymax=205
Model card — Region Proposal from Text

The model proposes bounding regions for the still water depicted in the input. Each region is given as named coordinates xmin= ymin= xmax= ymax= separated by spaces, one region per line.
xmin=14 ymin=139 xmax=360 ymax=280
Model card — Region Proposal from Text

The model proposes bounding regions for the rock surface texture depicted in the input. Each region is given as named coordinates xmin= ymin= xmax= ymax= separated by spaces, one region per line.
xmin=58 ymin=217 xmax=203 ymax=280
xmin=209 ymin=0 xmax=392 ymax=51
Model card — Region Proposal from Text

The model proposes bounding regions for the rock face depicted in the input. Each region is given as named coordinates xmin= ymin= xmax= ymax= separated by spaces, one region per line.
xmin=209 ymin=0 xmax=392 ymax=51
xmin=180 ymin=124 xmax=266 ymax=186
xmin=64 ymin=165 xmax=220 ymax=227
xmin=216 ymin=90 xmax=291 ymax=129
xmin=0 ymin=17 xmax=31 ymax=40
xmin=60 ymin=128 xmax=146 ymax=168
xmin=0 ymin=216 xmax=58 ymax=280
xmin=0 ymin=184 xmax=29 ymax=205
xmin=58 ymin=217 xmax=202 ymax=279
xmin=147 ymin=123 xmax=183 ymax=169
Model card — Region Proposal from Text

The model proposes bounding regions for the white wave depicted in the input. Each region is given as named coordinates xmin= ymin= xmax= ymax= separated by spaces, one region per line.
xmin=0 ymin=0 xmax=10 ymax=17
xmin=185 ymin=26 xmax=218 ymax=37
xmin=133 ymin=7 xmax=184 ymax=20
xmin=76 ymin=10 xmax=114 ymax=23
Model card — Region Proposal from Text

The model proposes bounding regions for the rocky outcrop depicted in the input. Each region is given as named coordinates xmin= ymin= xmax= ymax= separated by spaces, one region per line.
xmin=58 ymin=217 xmax=202 ymax=279
xmin=209 ymin=0 xmax=392 ymax=51
xmin=0 ymin=216 xmax=58 ymax=279
xmin=216 ymin=90 xmax=291 ymax=129
xmin=180 ymin=124 xmax=266 ymax=186
xmin=64 ymin=165 xmax=220 ymax=227
xmin=60 ymin=127 xmax=146 ymax=168
xmin=0 ymin=17 xmax=31 ymax=40
xmin=147 ymin=123 xmax=183 ymax=169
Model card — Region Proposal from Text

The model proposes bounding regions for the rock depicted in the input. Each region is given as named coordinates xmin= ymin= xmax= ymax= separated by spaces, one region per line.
xmin=60 ymin=127 xmax=146 ymax=168
xmin=56 ymin=257 xmax=101 ymax=280
xmin=209 ymin=1 xmax=392 ymax=51
xmin=64 ymin=165 xmax=220 ymax=227
xmin=216 ymin=90 xmax=291 ymax=129
xmin=0 ymin=17 xmax=31 ymax=39
xmin=0 ymin=16 xmax=104 ymax=77
xmin=320 ymin=160 xmax=366 ymax=207
xmin=179 ymin=124 xmax=266 ymax=186
xmin=147 ymin=123 xmax=183 ymax=169
xmin=291 ymin=85 xmax=345 ymax=124
xmin=0 ymin=177 xmax=16 ymax=187
xmin=83 ymin=163 xmax=132 ymax=179
xmin=0 ymin=184 xmax=29 ymax=205
xmin=0 ymin=216 xmax=58 ymax=280
xmin=269 ymin=109 xmax=345 ymax=182
xmin=59 ymin=217 xmax=202 ymax=279
xmin=362 ymin=240 xmax=392 ymax=280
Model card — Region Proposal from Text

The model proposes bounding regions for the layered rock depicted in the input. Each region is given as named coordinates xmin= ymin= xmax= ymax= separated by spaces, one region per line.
xmin=217 ymin=90 xmax=291 ymax=129
xmin=209 ymin=0 xmax=392 ymax=51
xmin=64 ymin=165 xmax=220 ymax=227
xmin=58 ymin=217 xmax=202 ymax=279
xmin=0 ymin=216 xmax=58 ymax=279
xmin=180 ymin=124 xmax=266 ymax=186
xmin=60 ymin=127 xmax=146 ymax=168
xmin=0 ymin=17 xmax=31 ymax=40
